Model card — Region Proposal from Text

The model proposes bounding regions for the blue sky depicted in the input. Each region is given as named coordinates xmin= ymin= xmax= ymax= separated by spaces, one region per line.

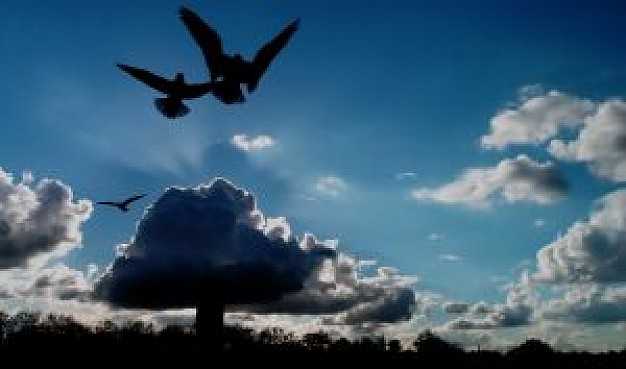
xmin=2 ymin=0 xmax=626 ymax=350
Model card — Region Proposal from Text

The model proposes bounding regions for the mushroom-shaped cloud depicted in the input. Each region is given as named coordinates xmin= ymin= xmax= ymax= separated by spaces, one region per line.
xmin=93 ymin=178 xmax=335 ymax=309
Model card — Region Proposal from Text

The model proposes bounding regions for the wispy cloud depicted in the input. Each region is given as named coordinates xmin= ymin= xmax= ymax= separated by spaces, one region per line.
xmin=395 ymin=172 xmax=417 ymax=180
xmin=428 ymin=233 xmax=443 ymax=242
xmin=231 ymin=134 xmax=276 ymax=152
xmin=438 ymin=254 xmax=462 ymax=263
xmin=315 ymin=175 xmax=347 ymax=197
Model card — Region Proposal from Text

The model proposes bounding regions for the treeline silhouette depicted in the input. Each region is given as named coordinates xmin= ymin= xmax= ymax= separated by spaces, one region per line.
xmin=0 ymin=311 xmax=623 ymax=368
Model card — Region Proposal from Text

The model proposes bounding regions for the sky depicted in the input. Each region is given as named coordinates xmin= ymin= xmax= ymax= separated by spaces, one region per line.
xmin=2 ymin=0 xmax=626 ymax=351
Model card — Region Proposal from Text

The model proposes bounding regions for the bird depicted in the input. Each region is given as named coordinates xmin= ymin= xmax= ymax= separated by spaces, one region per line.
xmin=208 ymin=78 xmax=246 ymax=104
xmin=97 ymin=194 xmax=146 ymax=212
xmin=117 ymin=63 xmax=213 ymax=118
xmin=179 ymin=6 xmax=300 ymax=102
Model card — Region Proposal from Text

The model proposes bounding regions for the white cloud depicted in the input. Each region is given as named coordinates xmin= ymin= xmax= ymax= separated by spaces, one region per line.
xmin=481 ymin=90 xmax=594 ymax=149
xmin=535 ymin=189 xmax=626 ymax=283
xmin=438 ymin=254 xmax=462 ymax=263
xmin=315 ymin=176 xmax=347 ymax=197
xmin=0 ymin=264 xmax=135 ymax=328
xmin=541 ymin=284 xmax=626 ymax=323
xmin=483 ymin=88 xmax=626 ymax=183
xmin=442 ymin=273 xmax=535 ymax=330
xmin=443 ymin=301 xmax=469 ymax=314
xmin=395 ymin=172 xmax=417 ymax=180
xmin=412 ymin=155 xmax=567 ymax=209
xmin=0 ymin=169 xmax=92 ymax=268
xmin=245 ymin=253 xmax=418 ymax=325
xmin=231 ymin=134 xmax=275 ymax=152
xmin=428 ymin=233 xmax=443 ymax=242
xmin=0 ymin=264 xmax=93 ymax=300
xmin=469 ymin=301 xmax=493 ymax=316
xmin=517 ymin=84 xmax=545 ymax=102
xmin=549 ymin=99 xmax=626 ymax=182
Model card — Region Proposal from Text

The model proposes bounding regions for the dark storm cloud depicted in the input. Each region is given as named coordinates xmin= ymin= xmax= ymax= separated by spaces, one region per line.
xmin=93 ymin=178 xmax=335 ymax=308
xmin=94 ymin=178 xmax=418 ymax=324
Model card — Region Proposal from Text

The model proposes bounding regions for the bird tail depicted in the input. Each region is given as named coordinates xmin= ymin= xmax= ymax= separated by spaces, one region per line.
xmin=154 ymin=97 xmax=190 ymax=119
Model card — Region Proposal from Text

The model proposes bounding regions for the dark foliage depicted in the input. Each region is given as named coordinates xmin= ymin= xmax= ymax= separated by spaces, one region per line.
xmin=0 ymin=311 xmax=623 ymax=368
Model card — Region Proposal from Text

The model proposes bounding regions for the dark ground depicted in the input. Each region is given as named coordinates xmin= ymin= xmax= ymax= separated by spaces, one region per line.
xmin=0 ymin=312 xmax=623 ymax=368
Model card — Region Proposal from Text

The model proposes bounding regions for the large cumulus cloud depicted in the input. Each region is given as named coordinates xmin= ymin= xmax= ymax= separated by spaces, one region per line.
xmin=482 ymin=89 xmax=626 ymax=183
xmin=94 ymin=178 xmax=335 ymax=308
xmin=411 ymin=155 xmax=567 ymax=209
xmin=0 ymin=169 xmax=92 ymax=268
xmin=94 ymin=178 xmax=417 ymax=325
xmin=535 ymin=189 xmax=626 ymax=283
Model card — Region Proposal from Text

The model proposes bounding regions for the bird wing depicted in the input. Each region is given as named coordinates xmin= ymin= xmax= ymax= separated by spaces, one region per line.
xmin=117 ymin=64 xmax=171 ymax=94
xmin=180 ymin=82 xmax=215 ymax=99
xmin=248 ymin=18 xmax=300 ymax=92
xmin=179 ymin=6 xmax=224 ymax=81
xmin=122 ymin=194 xmax=147 ymax=206
xmin=96 ymin=201 xmax=118 ymax=206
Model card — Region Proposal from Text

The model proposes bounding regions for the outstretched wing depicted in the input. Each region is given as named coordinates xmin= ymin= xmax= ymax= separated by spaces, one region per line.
xmin=180 ymin=82 xmax=215 ymax=99
xmin=122 ymin=194 xmax=147 ymax=206
xmin=117 ymin=64 xmax=171 ymax=94
xmin=96 ymin=201 xmax=117 ymax=206
xmin=248 ymin=18 xmax=300 ymax=92
xmin=179 ymin=6 xmax=224 ymax=81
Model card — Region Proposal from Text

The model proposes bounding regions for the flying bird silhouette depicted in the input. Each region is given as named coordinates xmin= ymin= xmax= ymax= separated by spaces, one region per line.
xmin=180 ymin=6 xmax=300 ymax=102
xmin=97 ymin=194 xmax=147 ymax=212
xmin=208 ymin=79 xmax=246 ymax=104
xmin=117 ymin=64 xmax=213 ymax=118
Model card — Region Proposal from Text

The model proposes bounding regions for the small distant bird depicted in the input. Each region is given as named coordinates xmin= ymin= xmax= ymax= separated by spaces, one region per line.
xmin=180 ymin=6 xmax=300 ymax=101
xmin=97 ymin=194 xmax=146 ymax=212
xmin=117 ymin=64 xmax=213 ymax=118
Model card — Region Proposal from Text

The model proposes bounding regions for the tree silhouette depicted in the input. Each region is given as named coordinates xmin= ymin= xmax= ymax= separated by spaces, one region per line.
xmin=412 ymin=330 xmax=463 ymax=358
xmin=0 ymin=309 xmax=623 ymax=368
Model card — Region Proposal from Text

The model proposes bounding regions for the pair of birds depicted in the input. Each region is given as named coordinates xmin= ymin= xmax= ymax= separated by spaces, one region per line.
xmin=118 ymin=6 xmax=300 ymax=118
